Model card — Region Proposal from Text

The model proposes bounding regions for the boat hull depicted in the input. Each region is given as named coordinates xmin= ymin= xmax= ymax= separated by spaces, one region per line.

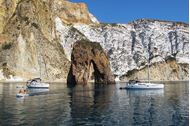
xmin=125 ymin=83 xmax=164 ymax=89
xmin=16 ymin=93 xmax=29 ymax=97
xmin=27 ymin=86 xmax=49 ymax=88
xmin=27 ymin=82 xmax=49 ymax=88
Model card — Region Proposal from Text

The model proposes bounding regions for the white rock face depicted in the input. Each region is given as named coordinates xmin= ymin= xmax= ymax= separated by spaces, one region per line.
xmin=55 ymin=19 xmax=189 ymax=78
xmin=1 ymin=0 xmax=188 ymax=81
xmin=89 ymin=13 xmax=99 ymax=24
xmin=55 ymin=17 xmax=87 ymax=60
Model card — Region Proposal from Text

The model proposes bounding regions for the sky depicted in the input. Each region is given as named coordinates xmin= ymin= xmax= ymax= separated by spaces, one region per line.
xmin=70 ymin=0 xmax=189 ymax=24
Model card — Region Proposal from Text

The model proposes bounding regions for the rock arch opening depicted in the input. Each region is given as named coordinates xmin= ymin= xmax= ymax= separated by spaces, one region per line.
xmin=67 ymin=40 xmax=115 ymax=86
xmin=89 ymin=60 xmax=106 ymax=84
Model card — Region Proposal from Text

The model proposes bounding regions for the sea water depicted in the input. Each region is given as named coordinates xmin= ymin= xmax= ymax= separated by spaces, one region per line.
xmin=0 ymin=81 xmax=188 ymax=126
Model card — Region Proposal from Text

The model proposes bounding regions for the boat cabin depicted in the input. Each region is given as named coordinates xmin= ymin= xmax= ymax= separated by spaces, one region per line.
xmin=128 ymin=80 xmax=141 ymax=84
xmin=27 ymin=78 xmax=42 ymax=83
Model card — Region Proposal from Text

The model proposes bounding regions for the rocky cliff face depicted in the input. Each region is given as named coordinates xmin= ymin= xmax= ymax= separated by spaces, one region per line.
xmin=53 ymin=0 xmax=99 ymax=24
xmin=74 ymin=20 xmax=188 ymax=74
xmin=0 ymin=0 xmax=189 ymax=81
xmin=0 ymin=0 xmax=99 ymax=81
xmin=57 ymin=19 xmax=189 ymax=81
xmin=67 ymin=40 xmax=115 ymax=85
xmin=120 ymin=58 xmax=189 ymax=81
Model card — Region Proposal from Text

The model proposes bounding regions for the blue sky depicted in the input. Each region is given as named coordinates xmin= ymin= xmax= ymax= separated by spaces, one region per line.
xmin=70 ymin=0 xmax=189 ymax=23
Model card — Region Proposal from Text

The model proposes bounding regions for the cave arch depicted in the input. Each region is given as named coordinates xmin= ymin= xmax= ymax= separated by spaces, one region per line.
xmin=67 ymin=40 xmax=115 ymax=86
xmin=89 ymin=60 xmax=105 ymax=84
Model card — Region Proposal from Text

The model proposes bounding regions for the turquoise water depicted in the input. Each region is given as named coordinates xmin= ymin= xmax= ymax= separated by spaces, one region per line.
xmin=0 ymin=82 xmax=188 ymax=126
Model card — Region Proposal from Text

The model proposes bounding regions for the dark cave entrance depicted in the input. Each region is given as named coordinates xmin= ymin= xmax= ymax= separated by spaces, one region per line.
xmin=89 ymin=60 xmax=105 ymax=84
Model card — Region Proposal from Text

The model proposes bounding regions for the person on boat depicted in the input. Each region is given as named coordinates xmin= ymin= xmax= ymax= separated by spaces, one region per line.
xmin=19 ymin=89 xmax=22 ymax=93
xmin=19 ymin=89 xmax=24 ymax=94
xmin=24 ymin=89 xmax=27 ymax=94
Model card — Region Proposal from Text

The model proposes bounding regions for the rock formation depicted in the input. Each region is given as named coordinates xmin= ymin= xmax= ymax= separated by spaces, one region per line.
xmin=67 ymin=40 xmax=115 ymax=85
xmin=120 ymin=57 xmax=189 ymax=81
xmin=0 ymin=0 xmax=100 ymax=81
xmin=53 ymin=0 xmax=99 ymax=24
xmin=0 ymin=0 xmax=189 ymax=81
xmin=59 ymin=19 xmax=189 ymax=81
xmin=71 ymin=20 xmax=189 ymax=80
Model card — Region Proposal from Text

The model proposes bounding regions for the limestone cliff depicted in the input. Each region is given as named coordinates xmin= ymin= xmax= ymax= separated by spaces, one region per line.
xmin=120 ymin=57 xmax=189 ymax=81
xmin=0 ymin=0 xmax=189 ymax=81
xmin=0 ymin=0 xmax=100 ymax=81
xmin=0 ymin=0 xmax=98 ymax=33
xmin=58 ymin=19 xmax=189 ymax=81
xmin=0 ymin=0 xmax=21 ymax=33
xmin=53 ymin=0 xmax=99 ymax=24
xmin=67 ymin=40 xmax=115 ymax=85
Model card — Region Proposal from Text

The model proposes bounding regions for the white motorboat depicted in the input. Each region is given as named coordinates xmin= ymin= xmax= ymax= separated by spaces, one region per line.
xmin=120 ymin=80 xmax=164 ymax=90
xmin=26 ymin=39 xmax=49 ymax=89
xmin=26 ymin=78 xmax=49 ymax=88
xmin=122 ymin=47 xmax=164 ymax=90
xmin=16 ymin=93 xmax=29 ymax=97
xmin=125 ymin=81 xmax=164 ymax=89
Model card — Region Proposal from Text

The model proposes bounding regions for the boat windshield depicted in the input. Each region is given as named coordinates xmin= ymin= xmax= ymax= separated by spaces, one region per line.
xmin=28 ymin=78 xmax=41 ymax=83
xmin=128 ymin=80 xmax=141 ymax=84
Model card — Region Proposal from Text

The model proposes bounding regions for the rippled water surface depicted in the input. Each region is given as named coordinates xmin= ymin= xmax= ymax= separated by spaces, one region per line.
xmin=0 ymin=82 xmax=188 ymax=126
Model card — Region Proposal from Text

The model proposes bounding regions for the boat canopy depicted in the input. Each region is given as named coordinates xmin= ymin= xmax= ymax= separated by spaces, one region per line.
xmin=128 ymin=80 xmax=141 ymax=84
xmin=27 ymin=78 xmax=42 ymax=82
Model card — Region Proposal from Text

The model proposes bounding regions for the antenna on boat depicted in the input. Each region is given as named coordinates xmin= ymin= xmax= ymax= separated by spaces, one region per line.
xmin=147 ymin=40 xmax=151 ymax=84
xmin=40 ymin=57 xmax=41 ymax=79
xmin=147 ymin=51 xmax=150 ymax=84
xmin=39 ymin=41 xmax=49 ymax=80
xmin=39 ymin=41 xmax=42 ymax=79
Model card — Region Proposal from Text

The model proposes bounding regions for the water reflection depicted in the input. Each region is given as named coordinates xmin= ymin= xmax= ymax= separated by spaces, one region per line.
xmin=0 ymin=82 xmax=188 ymax=126
xmin=125 ymin=89 xmax=164 ymax=125
xmin=126 ymin=89 xmax=164 ymax=96
xmin=163 ymin=83 xmax=189 ymax=126
xmin=69 ymin=84 xmax=113 ymax=125
xmin=0 ymin=83 xmax=72 ymax=126
xmin=27 ymin=88 xmax=49 ymax=96
xmin=124 ymin=83 xmax=189 ymax=126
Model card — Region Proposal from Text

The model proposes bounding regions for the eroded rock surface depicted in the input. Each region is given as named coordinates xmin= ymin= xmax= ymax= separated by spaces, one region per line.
xmin=0 ymin=0 xmax=188 ymax=81
xmin=53 ymin=0 xmax=99 ymax=24
xmin=0 ymin=0 xmax=71 ymax=81
xmin=120 ymin=57 xmax=189 ymax=81
xmin=67 ymin=40 xmax=115 ymax=85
